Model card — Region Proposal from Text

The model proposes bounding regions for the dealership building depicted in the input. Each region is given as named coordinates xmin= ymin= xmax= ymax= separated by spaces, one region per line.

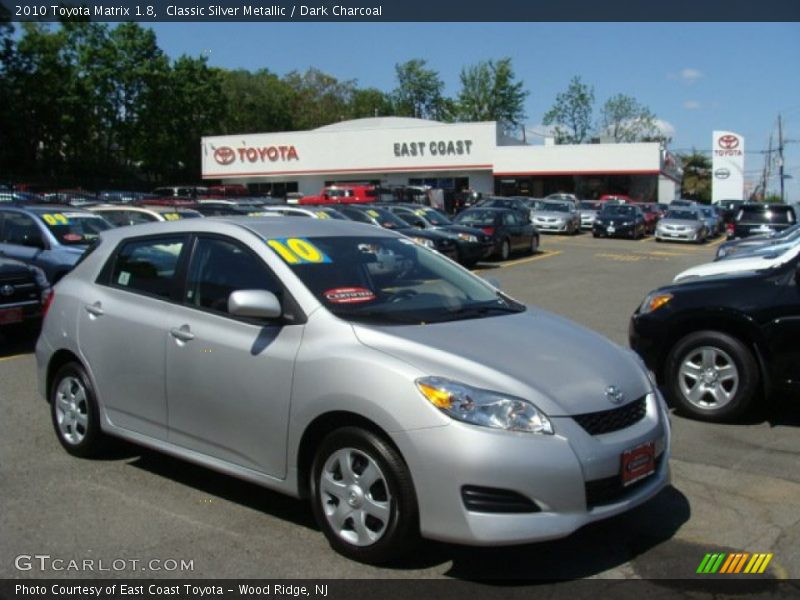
xmin=201 ymin=117 xmax=682 ymax=202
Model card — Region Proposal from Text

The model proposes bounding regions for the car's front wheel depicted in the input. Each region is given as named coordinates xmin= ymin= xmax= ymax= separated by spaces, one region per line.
xmin=310 ymin=427 xmax=418 ymax=564
xmin=664 ymin=331 xmax=759 ymax=421
xmin=498 ymin=239 xmax=511 ymax=261
xmin=50 ymin=362 xmax=106 ymax=457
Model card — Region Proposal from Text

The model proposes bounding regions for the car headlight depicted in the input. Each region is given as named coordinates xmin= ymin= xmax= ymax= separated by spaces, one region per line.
xmin=639 ymin=292 xmax=673 ymax=314
xmin=456 ymin=233 xmax=478 ymax=243
xmin=410 ymin=237 xmax=436 ymax=249
xmin=415 ymin=376 xmax=554 ymax=434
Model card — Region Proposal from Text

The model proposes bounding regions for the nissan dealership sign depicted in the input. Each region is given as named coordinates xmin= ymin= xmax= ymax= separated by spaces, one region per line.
xmin=712 ymin=130 xmax=745 ymax=202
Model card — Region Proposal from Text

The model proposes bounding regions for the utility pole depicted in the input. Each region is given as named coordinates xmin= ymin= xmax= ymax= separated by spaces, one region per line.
xmin=760 ymin=134 xmax=772 ymax=201
xmin=777 ymin=114 xmax=785 ymax=203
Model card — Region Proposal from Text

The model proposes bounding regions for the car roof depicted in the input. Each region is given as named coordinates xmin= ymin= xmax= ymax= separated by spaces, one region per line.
xmin=91 ymin=216 xmax=395 ymax=246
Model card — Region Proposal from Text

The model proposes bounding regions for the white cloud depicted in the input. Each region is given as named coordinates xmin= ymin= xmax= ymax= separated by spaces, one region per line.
xmin=654 ymin=119 xmax=676 ymax=139
xmin=680 ymin=68 xmax=704 ymax=82
xmin=683 ymin=100 xmax=701 ymax=110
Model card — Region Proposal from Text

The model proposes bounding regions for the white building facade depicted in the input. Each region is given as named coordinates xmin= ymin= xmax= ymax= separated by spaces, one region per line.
xmin=201 ymin=117 xmax=682 ymax=202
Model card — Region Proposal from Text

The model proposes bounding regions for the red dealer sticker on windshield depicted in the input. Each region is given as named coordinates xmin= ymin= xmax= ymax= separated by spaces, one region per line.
xmin=324 ymin=287 xmax=376 ymax=304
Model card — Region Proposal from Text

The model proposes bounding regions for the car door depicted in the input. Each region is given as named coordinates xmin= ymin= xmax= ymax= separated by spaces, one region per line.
xmin=502 ymin=211 xmax=523 ymax=249
xmin=165 ymin=235 xmax=304 ymax=478
xmin=79 ymin=234 xmax=188 ymax=440
xmin=763 ymin=264 xmax=800 ymax=389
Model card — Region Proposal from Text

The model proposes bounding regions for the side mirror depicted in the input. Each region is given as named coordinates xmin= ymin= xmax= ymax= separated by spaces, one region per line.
xmin=228 ymin=290 xmax=282 ymax=319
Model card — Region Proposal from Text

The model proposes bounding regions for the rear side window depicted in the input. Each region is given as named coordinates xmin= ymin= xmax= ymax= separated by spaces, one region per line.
xmin=738 ymin=206 xmax=795 ymax=224
xmin=111 ymin=237 xmax=185 ymax=299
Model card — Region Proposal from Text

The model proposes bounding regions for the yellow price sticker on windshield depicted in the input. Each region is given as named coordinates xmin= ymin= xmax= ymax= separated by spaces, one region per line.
xmin=163 ymin=213 xmax=180 ymax=221
xmin=267 ymin=237 xmax=331 ymax=265
xmin=315 ymin=211 xmax=331 ymax=219
xmin=42 ymin=213 xmax=69 ymax=226
xmin=415 ymin=209 xmax=427 ymax=216
xmin=367 ymin=210 xmax=380 ymax=218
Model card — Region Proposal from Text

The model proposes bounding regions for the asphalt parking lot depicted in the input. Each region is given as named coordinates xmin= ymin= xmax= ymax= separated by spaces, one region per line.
xmin=1 ymin=231 xmax=799 ymax=583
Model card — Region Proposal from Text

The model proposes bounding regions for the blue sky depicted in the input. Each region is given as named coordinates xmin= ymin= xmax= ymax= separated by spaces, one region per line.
xmin=147 ymin=22 xmax=800 ymax=201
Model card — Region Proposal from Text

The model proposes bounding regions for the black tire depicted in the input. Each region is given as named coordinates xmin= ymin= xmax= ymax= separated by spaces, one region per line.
xmin=310 ymin=427 xmax=419 ymax=564
xmin=527 ymin=234 xmax=538 ymax=255
xmin=50 ymin=362 xmax=107 ymax=457
xmin=664 ymin=331 xmax=759 ymax=422
xmin=499 ymin=239 xmax=511 ymax=261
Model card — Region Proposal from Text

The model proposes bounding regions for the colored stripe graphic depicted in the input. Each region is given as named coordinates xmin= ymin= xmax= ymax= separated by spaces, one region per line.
xmin=698 ymin=552 xmax=773 ymax=574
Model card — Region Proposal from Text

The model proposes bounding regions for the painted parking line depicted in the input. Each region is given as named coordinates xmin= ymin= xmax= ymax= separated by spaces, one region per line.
xmin=0 ymin=353 xmax=29 ymax=363
xmin=474 ymin=250 xmax=562 ymax=273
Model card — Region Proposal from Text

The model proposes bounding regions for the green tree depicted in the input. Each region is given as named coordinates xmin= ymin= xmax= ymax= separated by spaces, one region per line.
xmin=542 ymin=76 xmax=595 ymax=144
xmin=349 ymin=87 xmax=395 ymax=119
xmin=678 ymin=150 xmax=711 ymax=203
xmin=393 ymin=59 xmax=449 ymax=121
xmin=598 ymin=93 xmax=658 ymax=142
xmin=456 ymin=58 xmax=527 ymax=135
xmin=284 ymin=68 xmax=356 ymax=130
xmin=219 ymin=69 xmax=294 ymax=134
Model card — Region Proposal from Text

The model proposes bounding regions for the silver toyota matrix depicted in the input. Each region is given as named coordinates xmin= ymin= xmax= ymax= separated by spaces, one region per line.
xmin=36 ymin=217 xmax=670 ymax=563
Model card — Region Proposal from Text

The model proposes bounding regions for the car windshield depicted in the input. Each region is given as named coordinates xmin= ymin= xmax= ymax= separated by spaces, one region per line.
xmin=453 ymin=209 xmax=497 ymax=227
xmin=599 ymin=205 xmax=635 ymax=216
xmin=542 ymin=202 xmax=571 ymax=213
xmin=415 ymin=208 xmax=451 ymax=226
xmin=38 ymin=211 xmax=112 ymax=245
xmin=665 ymin=210 xmax=699 ymax=220
xmin=314 ymin=209 xmax=349 ymax=220
xmin=273 ymin=235 xmax=525 ymax=325
xmin=578 ymin=201 xmax=600 ymax=210
xmin=361 ymin=208 xmax=408 ymax=230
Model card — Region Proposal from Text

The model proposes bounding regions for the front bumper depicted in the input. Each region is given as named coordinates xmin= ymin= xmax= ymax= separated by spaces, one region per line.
xmin=593 ymin=222 xmax=635 ymax=237
xmin=655 ymin=228 xmax=700 ymax=242
xmin=394 ymin=393 xmax=670 ymax=545
xmin=534 ymin=220 xmax=570 ymax=233
xmin=455 ymin=240 xmax=495 ymax=263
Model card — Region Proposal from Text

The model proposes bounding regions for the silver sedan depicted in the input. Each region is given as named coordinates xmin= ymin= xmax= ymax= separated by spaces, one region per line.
xmin=532 ymin=201 xmax=581 ymax=234
xmin=36 ymin=217 xmax=670 ymax=564
xmin=655 ymin=209 xmax=708 ymax=243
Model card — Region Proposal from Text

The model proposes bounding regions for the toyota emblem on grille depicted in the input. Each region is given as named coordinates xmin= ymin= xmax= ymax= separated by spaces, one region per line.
xmin=0 ymin=284 xmax=14 ymax=297
xmin=605 ymin=385 xmax=625 ymax=405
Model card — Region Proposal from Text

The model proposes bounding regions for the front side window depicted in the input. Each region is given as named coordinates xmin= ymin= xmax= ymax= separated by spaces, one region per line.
xmin=184 ymin=237 xmax=281 ymax=315
xmin=111 ymin=236 xmax=185 ymax=299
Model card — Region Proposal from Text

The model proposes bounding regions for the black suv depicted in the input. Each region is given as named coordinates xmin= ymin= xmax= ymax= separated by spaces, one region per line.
xmin=730 ymin=203 xmax=796 ymax=240
xmin=629 ymin=253 xmax=800 ymax=421
xmin=0 ymin=257 xmax=49 ymax=337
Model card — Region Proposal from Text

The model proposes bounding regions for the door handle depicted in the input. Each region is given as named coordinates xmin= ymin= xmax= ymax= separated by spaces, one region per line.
xmin=170 ymin=325 xmax=195 ymax=342
xmin=84 ymin=302 xmax=104 ymax=317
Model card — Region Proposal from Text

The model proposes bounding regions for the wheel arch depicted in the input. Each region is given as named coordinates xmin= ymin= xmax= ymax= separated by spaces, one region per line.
xmin=46 ymin=349 xmax=83 ymax=403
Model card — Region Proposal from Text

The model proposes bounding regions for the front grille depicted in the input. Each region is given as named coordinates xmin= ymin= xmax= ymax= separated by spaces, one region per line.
xmin=585 ymin=454 xmax=663 ymax=508
xmin=461 ymin=486 xmax=540 ymax=514
xmin=572 ymin=396 xmax=647 ymax=436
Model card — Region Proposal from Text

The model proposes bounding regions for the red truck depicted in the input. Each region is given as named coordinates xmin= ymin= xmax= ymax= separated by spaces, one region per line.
xmin=299 ymin=184 xmax=377 ymax=205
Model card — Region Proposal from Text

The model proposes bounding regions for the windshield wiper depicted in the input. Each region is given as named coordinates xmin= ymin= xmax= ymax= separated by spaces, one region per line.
xmin=431 ymin=301 xmax=525 ymax=323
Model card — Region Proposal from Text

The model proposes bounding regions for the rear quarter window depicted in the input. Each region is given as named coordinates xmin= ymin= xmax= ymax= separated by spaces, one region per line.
xmin=109 ymin=236 xmax=186 ymax=299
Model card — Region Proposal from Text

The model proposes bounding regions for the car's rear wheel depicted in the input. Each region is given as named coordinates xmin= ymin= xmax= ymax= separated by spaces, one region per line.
xmin=528 ymin=234 xmax=538 ymax=255
xmin=50 ymin=362 xmax=106 ymax=457
xmin=310 ymin=427 xmax=418 ymax=564
xmin=664 ymin=331 xmax=759 ymax=421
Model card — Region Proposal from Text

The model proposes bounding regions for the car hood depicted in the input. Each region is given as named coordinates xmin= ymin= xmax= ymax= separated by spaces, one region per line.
xmin=533 ymin=211 xmax=570 ymax=219
xmin=351 ymin=308 xmax=650 ymax=417
xmin=597 ymin=214 xmax=635 ymax=223
xmin=674 ymin=245 xmax=800 ymax=281
xmin=659 ymin=218 xmax=701 ymax=228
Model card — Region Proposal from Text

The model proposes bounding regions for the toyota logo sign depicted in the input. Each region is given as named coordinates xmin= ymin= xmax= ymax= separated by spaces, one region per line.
xmin=213 ymin=146 xmax=236 ymax=165
xmin=718 ymin=135 xmax=740 ymax=150
xmin=714 ymin=168 xmax=731 ymax=180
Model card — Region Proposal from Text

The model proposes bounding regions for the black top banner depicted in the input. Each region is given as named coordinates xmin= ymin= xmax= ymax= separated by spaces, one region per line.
xmin=2 ymin=0 xmax=800 ymax=22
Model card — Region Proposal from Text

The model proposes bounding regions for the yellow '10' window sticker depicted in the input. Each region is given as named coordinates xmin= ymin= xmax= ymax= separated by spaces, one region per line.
xmin=42 ymin=213 xmax=69 ymax=226
xmin=267 ymin=237 xmax=332 ymax=265
xmin=163 ymin=213 xmax=180 ymax=221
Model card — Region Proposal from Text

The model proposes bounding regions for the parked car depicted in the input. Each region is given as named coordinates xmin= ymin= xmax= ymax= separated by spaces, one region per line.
xmin=41 ymin=190 xmax=99 ymax=207
xmin=592 ymin=204 xmax=647 ymax=240
xmin=544 ymin=193 xmax=579 ymax=206
xmin=88 ymin=205 xmax=203 ymax=227
xmin=0 ymin=256 xmax=49 ymax=335
xmin=258 ymin=206 xmax=351 ymax=220
xmin=334 ymin=205 xmax=459 ymax=261
xmin=0 ymin=205 xmax=112 ymax=283
xmin=0 ymin=191 xmax=44 ymax=204
xmin=475 ymin=197 xmax=533 ymax=222
xmin=453 ymin=207 xmax=538 ymax=260
xmin=380 ymin=204 xmax=497 ymax=266
xmin=698 ymin=206 xmax=723 ymax=238
xmin=598 ymin=194 xmax=632 ymax=204
xmin=532 ymin=201 xmax=581 ymax=234
xmin=715 ymin=199 xmax=746 ymax=237
xmin=630 ymin=249 xmax=799 ymax=421
xmin=668 ymin=199 xmax=699 ymax=208
xmin=716 ymin=223 xmax=800 ymax=260
xmin=654 ymin=209 xmax=708 ymax=244
xmin=674 ymin=243 xmax=800 ymax=283
xmin=151 ymin=186 xmax=209 ymax=199
xmin=631 ymin=203 xmax=661 ymax=235
xmin=36 ymin=216 xmax=670 ymax=563
xmin=577 ymin=200 xmax=603 ymax=230
xmin=729 ymin=203 xmax=797 ymax=240
xmin=97 ymin=191 xmax=158 ymax=204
